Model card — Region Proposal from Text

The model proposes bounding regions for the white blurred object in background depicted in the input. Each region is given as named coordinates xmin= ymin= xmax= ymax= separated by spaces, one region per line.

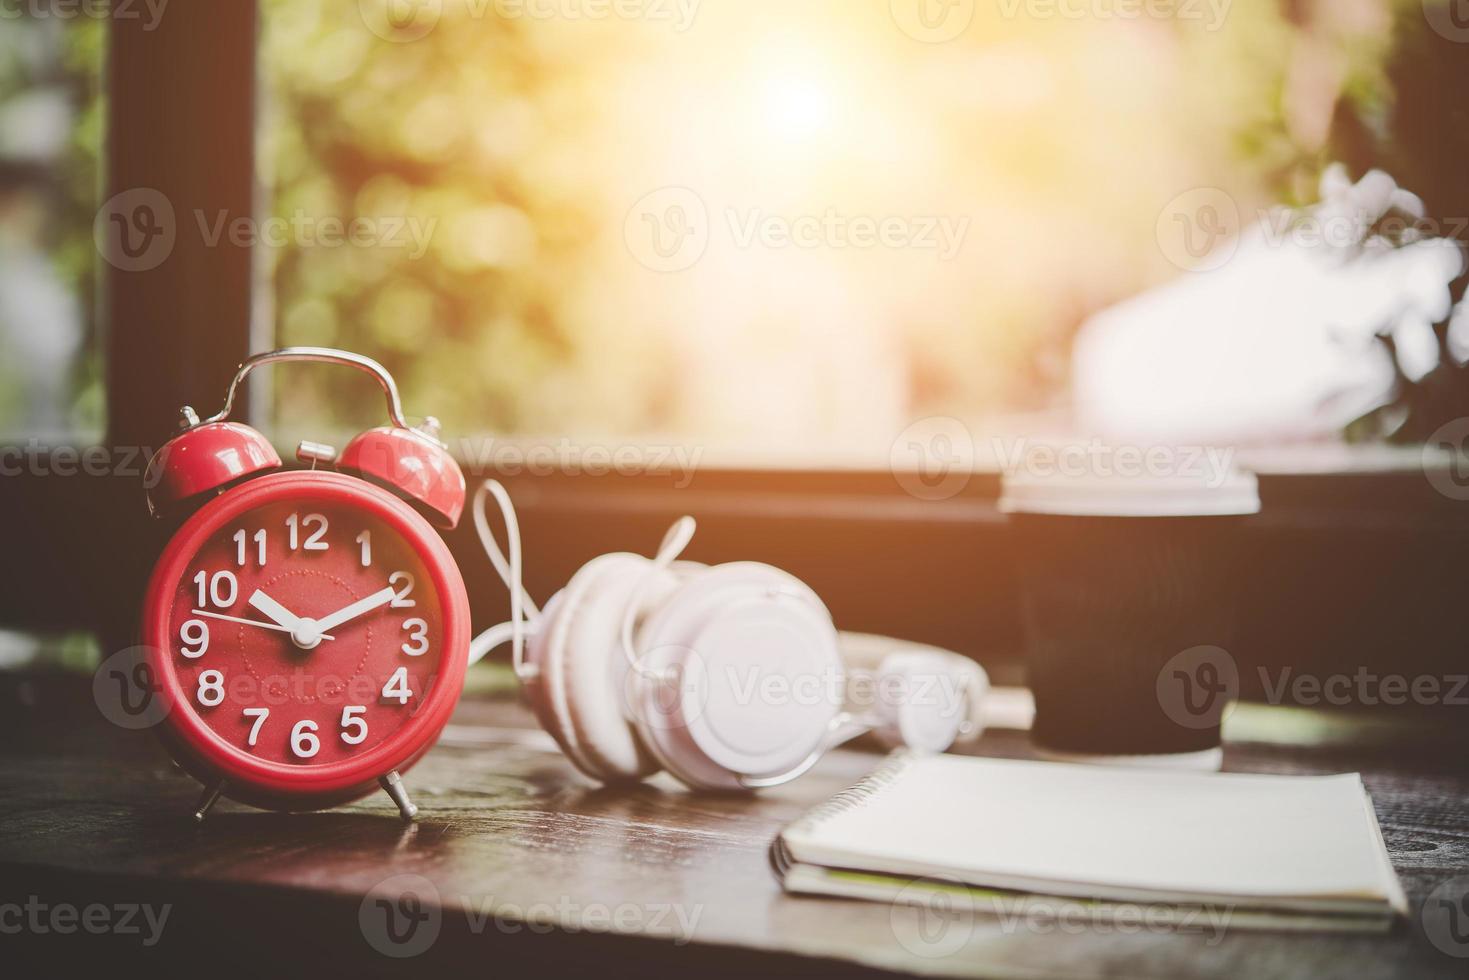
xmin=1074 ymin=166 xmax=1466 ymax=445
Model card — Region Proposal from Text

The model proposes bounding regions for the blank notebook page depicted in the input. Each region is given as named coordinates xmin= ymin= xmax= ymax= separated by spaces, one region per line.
xmin=784 ymin=754 xmax=1400 ymax=903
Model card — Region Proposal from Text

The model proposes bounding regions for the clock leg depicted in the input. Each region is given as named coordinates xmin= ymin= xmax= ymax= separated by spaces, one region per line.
xmin=192 ymin=779 xmax=224 ymax=823
xmin=379 ymin=770 xmax=418 ymax=823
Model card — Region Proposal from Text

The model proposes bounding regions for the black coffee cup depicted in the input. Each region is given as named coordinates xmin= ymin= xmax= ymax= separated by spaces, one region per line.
xmin=1000 ymin=460 xmax=1258 ymax=769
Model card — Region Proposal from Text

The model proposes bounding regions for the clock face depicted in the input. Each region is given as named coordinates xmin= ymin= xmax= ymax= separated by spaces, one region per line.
xmin=144 ymin=473 xmax=466 ymax=796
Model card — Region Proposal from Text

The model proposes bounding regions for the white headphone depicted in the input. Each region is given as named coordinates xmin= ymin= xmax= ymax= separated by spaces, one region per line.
xmin=469 ymin=481 xmax=989 ymax=791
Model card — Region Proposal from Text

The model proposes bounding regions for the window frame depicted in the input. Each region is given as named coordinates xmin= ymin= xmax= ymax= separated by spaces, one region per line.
xmin=0 ymin=3 xmax=260 ymax=650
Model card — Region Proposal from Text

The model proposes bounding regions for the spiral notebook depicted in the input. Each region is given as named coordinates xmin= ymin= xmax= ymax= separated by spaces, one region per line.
xmin=773 ymin=753 xmax=1406 ymax=933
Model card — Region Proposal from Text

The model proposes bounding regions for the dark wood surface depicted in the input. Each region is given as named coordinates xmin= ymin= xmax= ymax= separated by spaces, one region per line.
xmin=2 ymin=671 xmax=1468 ymax=978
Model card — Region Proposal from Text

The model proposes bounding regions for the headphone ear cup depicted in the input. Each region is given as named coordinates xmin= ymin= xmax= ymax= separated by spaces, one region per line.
xmin=838 ymin=632 xmax=985 ymax=751
xmin=630 ymin=563 xmax=844 ymax=791
xmin=519 ymin=589 xmax=572 ymax=754
xmin=951 ymin=657 xmax=990 ymax=744
xmin=868 ymin=651 xmax=966 ymax=753
xmin=527 ymin=554 xmax=679 ymax=784
xmin=557 ymin=555 xmax=680 ymax=783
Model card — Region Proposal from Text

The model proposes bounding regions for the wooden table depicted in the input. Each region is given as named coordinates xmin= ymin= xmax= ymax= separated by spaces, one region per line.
xmin=3 ymin=671 xmax=1467 ymax=978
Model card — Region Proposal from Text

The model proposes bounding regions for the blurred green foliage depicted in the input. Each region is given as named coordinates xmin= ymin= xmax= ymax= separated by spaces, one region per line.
xmin=260 ymin=1 xmax=1415 ymax=451
xmin=0 ymin=2 xmax=1452 ymax=451
xmin=0 ymin=13 xmax=103 ymax=437
xmin=263 ymin=0 xmax=631 ymax=444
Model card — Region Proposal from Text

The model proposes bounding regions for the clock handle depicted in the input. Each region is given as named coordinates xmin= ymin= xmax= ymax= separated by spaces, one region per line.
xmin=165 ymin=345 xmax=466 ymax=528
xmin=203 ymin=347 xmax=412 ymax=431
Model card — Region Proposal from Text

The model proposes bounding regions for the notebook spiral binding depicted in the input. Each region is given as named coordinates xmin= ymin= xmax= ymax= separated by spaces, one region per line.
xmin=785 ymin=750 xmax=917 ymax=836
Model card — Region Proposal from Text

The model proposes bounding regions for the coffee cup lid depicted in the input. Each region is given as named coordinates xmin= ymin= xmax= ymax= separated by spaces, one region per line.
xmin=997 ymin=448 xmax=1259 ymax=517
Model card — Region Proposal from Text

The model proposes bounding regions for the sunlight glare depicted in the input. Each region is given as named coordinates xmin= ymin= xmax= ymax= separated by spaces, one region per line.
xmin=759 ymin=71 xmax=834 ymax=145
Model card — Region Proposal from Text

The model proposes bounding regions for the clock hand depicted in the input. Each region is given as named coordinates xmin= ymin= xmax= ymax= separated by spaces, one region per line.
xmin=310 ymin=586 xmax=399 ymax=635
xmin=249 ymin=588 xmax=336 ymax=651
xmin=190 ymin=608 xmax=335 ymax=640
xmin=249 ymin=589 xmax=306 ymax=631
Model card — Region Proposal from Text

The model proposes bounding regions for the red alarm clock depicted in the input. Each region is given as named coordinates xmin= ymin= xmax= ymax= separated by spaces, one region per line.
xmin=139 ymin=348 xmax=470 ymax=822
